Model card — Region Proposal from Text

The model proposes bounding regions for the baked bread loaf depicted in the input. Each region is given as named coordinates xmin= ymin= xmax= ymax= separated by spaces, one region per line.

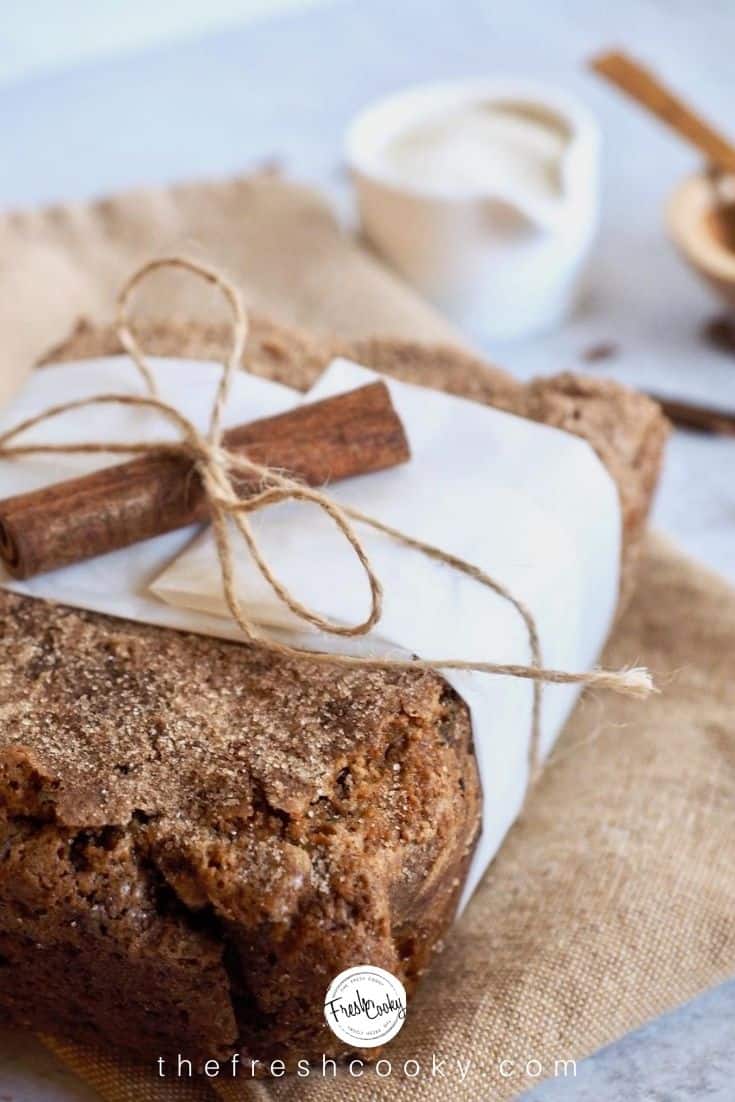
xmin=0 ymin=318 xmax=667 ymax=1067
xmin=0 ymin=591 xmax=477 ymax=1066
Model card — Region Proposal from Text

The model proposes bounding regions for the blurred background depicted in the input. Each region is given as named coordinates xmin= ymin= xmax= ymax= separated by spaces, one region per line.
xmin=0 ymin=1 xmax=319 ymax=85
xmin=2 ymin=0 xmax=733 ymax=589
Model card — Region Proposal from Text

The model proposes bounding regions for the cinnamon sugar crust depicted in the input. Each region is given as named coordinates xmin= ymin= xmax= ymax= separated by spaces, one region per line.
xmin=0 ymin=590 xmax=479 ymax=1064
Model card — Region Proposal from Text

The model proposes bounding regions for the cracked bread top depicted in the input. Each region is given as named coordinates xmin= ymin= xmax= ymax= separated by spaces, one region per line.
xmin=0 ymin=589 xmax=477 ymax=928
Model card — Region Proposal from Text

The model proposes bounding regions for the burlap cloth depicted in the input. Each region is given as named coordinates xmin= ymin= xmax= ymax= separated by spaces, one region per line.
xmin=2 ymin=175 xmax=734 ymax=1101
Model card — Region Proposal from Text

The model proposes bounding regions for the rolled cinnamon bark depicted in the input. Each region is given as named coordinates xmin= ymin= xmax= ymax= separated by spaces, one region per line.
xmin=645 ymin=391 xmax=735 ymax=436
xmin=0 ymin=381 xmax=409 ymax=579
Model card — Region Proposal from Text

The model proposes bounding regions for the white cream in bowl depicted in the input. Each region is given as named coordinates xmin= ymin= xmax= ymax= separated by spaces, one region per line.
xmin=346 ymin=81 xmax=601 ymax=341
xmin=381 ymin=100 xmax=567 ymax=205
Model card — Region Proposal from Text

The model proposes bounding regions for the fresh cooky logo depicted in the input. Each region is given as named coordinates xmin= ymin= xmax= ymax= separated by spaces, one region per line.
xmin=324 ymin=966 xmax=407 ymax=1047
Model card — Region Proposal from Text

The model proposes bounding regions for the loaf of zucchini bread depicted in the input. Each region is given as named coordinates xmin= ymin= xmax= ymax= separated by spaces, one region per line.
xmin=0 ymin=317 xmax=667 ymax=1066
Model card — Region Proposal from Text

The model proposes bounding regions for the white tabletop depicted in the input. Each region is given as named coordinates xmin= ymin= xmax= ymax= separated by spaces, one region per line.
xmin=1 ymin=1 xmax=734 ymax=1099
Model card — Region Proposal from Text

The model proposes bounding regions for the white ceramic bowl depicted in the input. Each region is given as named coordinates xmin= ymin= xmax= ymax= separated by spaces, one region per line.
xmin=346 ymin=80 xmax=601 ymax=341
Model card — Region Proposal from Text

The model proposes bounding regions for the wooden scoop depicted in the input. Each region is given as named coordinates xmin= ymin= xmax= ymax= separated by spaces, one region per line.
xmin=591 ymin=49 xmax=735 ymax=308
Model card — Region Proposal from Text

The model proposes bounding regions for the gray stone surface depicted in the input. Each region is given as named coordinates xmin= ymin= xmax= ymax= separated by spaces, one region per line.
xmin=521 ymin=979 xmax=735 ymax=1100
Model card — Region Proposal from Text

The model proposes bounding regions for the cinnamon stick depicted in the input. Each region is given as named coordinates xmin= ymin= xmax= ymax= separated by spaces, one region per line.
xmin=645 ymin=391 xmax=735 ymax=437
xmin=0 ymin=382 xmax=410 ymax=579
xmin=590 ymin=50 xmax=735 ymax=175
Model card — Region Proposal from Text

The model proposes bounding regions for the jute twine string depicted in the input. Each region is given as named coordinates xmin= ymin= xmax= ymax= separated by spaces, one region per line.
xmin=0 ymin=257 xmax=654 ymax=781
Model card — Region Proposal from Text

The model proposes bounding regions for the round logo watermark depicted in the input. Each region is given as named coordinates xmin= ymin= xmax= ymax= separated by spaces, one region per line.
xmin=324 ymin=965 xmax=407 ymax=1048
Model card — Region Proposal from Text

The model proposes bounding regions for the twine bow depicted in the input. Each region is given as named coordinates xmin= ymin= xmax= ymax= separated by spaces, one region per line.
xmin=0 ymin=257 xmax=655 ymax=782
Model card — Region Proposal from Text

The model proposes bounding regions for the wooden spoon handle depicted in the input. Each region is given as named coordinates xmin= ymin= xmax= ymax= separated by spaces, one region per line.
xmin=591 ymin=49 xmax=735 ymax=174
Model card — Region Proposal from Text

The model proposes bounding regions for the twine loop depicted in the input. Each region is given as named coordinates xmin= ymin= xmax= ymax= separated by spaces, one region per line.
xmin=0 ymin=257 xmax=655 ymax=781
